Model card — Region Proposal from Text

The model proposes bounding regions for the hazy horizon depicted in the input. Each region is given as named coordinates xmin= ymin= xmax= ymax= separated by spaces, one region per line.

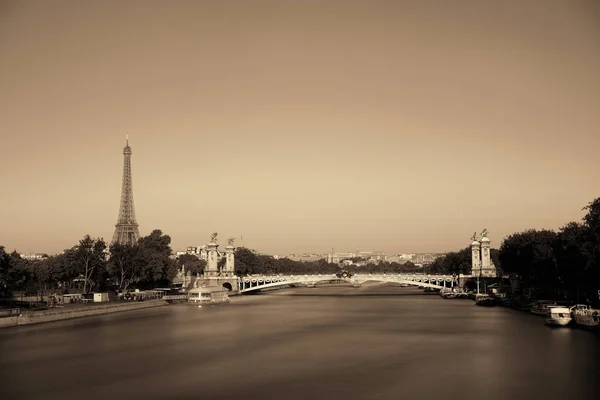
xmin=1 ymin=0 xmax=599 ymax=256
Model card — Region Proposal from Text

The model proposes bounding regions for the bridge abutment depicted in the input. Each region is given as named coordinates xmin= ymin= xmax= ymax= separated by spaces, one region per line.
xmin=195 ymin=277 xmax=240 ymax=293
xmin=192 ymin=234 xmax=240 ymax=293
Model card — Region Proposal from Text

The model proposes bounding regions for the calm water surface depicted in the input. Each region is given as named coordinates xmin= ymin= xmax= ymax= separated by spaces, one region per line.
xmin=1 ymin=284 xmax=599 ymax=400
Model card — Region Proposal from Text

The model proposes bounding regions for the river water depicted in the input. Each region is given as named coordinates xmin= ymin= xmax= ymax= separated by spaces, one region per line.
xmin=1 ymin=284 xmax=599 ymax=400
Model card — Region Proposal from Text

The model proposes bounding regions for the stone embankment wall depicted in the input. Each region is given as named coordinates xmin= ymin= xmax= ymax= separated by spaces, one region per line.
xmin=0 ymin=300 xmax=170 ymax=329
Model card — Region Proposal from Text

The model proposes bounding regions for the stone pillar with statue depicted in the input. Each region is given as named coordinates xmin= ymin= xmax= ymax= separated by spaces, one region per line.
xmin=205 ymin=232 xmax=219 ymax=278
xmin=223 ymin=238 xmax=236 ymax=277
xmin=470 ymin=231 xmax=481 ymax=277
xmin=194 ymin=232 xmax=239 ymax=293
xmin=479 ymin=229 xmax=495 ymax=277
xmin=468 ymin=229 xmax=497 ymax=285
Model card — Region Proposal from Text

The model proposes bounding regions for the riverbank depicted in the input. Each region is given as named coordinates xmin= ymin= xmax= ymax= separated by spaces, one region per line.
xmin=0 ymin=299 xmax=173 ymax=329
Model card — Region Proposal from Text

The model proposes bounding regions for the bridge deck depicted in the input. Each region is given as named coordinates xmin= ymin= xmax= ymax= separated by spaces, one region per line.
xmin=238 ymin=273 xmax=459 ymax=293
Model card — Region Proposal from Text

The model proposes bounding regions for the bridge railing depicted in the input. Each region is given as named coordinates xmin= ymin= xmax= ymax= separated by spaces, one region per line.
xmin=238 ymin=273 xmax=458 ymax=292
xmin=239 ymin=273 xmax=456 ymax=281
xmin=239 ymin=273 xmax=453 ymax=277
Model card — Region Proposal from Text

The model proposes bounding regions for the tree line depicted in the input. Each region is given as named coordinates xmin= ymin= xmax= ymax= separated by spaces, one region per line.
xmin=178 ymin=248 xmax=423 ymax=277
xmin=422 ymin=247 xmax=501 ymax=277
xmin=204 ymin=247 xmax=422 ymax=276
xmin=497 ymin=198 xmax=600 ymax=301
xmin=0 ymin=229 xmax=177 ymax=297
xmin=418 ymin=198 xmax=600 ymax=301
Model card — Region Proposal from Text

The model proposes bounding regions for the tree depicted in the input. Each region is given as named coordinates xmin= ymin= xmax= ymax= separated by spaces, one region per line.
xmin=136 ymin=230 xmax=177 ymax=287
xmin=426 ymin=257 xmax=446 ymax=274
xmin=401 ymin=261 xmax=419 ymax=272
xmin=499 ymin=229 xmax=558 ymax=295
xmin=33 ymin=253 xmax=67 ymax=290
xmin=7 ymin=251 xmax=34 ymax=292
xmin=0 ymin=246 xmax=12 ymax=294
xmin=71 ymin=235 xmax=107 ymax=294
xmin=581 ymin=198 xmax=600 ymax=298
xmin=552 ymin=222 xmax=587 ymax=296
xmin=176 ymin=254 xmax=206 ymax=276
xmin=107 ymin=243 xmax=144 ymax=291
xmin=444 ymin=248 xmax=472 ymax=276
xmin=234 ymin=247 xmax=258 ymax=276
xmin=423 ymin=248 xmax=470 ymax=276
xmin=490 ymin=248 xmax=502 ymax=276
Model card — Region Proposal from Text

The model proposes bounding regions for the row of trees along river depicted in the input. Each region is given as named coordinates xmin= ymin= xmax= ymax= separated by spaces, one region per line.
xmin=1 ymin=197 xmax=599 ymax=302
xmin=410 ymin=197 xmax=600 ymax=303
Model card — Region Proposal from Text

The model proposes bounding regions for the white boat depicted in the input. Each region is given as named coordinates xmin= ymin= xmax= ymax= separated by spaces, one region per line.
xmin=571 ymin=305 xmax=600 ymax=328
xmin=544 ymin=307 xmax=572 ymax=326
xmin=187 ymin=287 xmax=230 ymax=305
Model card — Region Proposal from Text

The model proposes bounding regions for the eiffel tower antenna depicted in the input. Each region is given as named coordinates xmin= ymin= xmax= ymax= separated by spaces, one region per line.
xmin=111 ymin=135 xmax=140 ymax=246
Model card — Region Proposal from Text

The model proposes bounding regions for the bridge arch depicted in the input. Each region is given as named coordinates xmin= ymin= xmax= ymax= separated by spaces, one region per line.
xmin=238 ymin=273 xmax=457 ymax=293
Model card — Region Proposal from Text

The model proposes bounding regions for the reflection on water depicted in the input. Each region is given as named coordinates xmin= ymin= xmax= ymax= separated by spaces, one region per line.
xmin=1 ymin=284 xmax=598 ymax=400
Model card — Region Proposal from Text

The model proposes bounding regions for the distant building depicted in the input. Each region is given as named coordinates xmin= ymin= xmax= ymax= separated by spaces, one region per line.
xmin=386 ymin=256 xmax=408 ymax=263
xmin=186 ymin=246 xmax=199 ymax=254
xmin=288 ymin=253 xmax=326 ymax=262
xmin=412 ymin=253 xmax=445 ymax=265
xmin=326 ymin=250 xmax=387 ymax=264
xmin=326 ymin=252 xmax=355 ymax=263
xmin=178 ymin=245 xmax=209 ymax=260
xmin=19 ymin=253 xmax=48 ymax=260
xmin=368 ymin=251 xmax=386 ymax=262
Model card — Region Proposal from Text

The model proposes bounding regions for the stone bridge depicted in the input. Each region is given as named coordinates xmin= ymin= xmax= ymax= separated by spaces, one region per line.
xmin=238 ymin=273 xmax=458 ymax=293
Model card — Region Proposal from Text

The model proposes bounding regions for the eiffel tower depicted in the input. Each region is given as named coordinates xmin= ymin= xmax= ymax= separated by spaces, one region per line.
xmin=111 ymin=135 xmax=140 ymax=246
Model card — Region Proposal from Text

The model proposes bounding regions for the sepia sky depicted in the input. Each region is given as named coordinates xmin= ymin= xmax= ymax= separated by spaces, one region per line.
xmin=1 ymin=0 xmax=599 ymax=256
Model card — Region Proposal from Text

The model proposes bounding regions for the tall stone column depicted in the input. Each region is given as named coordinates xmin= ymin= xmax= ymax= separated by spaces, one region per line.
xmin=480 ymin=236 xmax=492 ymax=277
xmin=471 ymin=240 xmax=481 ymax=277
xmin=223 ymin=243 xmax=235 ymax=277
xmin=205 ymin=241 xmax=219 ymax=277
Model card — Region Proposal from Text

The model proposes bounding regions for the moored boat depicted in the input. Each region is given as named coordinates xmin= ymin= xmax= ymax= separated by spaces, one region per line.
xmin=570 ymin=305 xmax=600 ymax=328
xmin=530 ymin=301 xmax=557 ymax=316
xmin=544 ymin=307 xmax=572 ymax=326
xmin=475 ymin=294 xmax=495 ymax=307
xmin=187 ymin=287 xmax=230 ymax=305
